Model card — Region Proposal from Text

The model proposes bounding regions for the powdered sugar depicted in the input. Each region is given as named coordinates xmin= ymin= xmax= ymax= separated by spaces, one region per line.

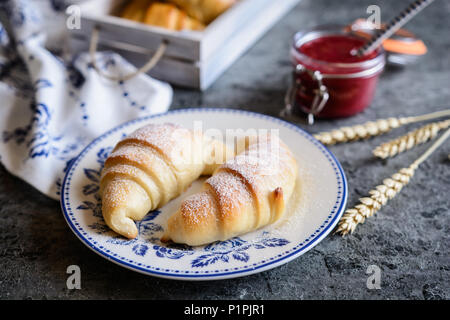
xmin=122 ymin=123 xmax=194 ymax=165
xmin=223 ymin=135 xmax=294 ymax=186
xmin=106 ymin=143 xmax=160 ymax=167
xmin=206 ymin=171 xmax=252 ymax=214
xmin=125 ymin=123 xmax=184 ymax=147
xmin=180 ymin=192 xmax=214 ymax=225
xmin=102 ymin=178 xmax=139 ymax=208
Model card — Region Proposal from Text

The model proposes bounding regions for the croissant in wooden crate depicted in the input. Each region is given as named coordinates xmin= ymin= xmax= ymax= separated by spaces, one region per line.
xmin=144 ymin=2 xmax=205 ymax=31
xmin=120 ymin=1 xmax=205 ymax=31
xmin=166 ymin=0 xmax=237 ymax=24
xmin=161 ymin=134 xmax=299 ymax=246
xmin=120 ymin=0 xmax=151 ymax=22
xmin=100 ymin=123 xmax=233 ymax=239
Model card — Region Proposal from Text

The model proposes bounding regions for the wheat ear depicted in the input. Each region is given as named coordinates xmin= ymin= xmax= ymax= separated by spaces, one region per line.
xmin=314 ymin=109 xmax=450 ymax=145
xmin=373 ymin=119 xmax=450 ymax=159
xmin=336 ymin=127 xmax=450 ymax=236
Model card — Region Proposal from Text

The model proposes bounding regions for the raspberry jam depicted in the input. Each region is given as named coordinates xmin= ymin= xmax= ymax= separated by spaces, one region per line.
xmin=288 ymin=26 xmax=386 ymax=120
xmin=299 ymin=35 xmax=378 ymax=63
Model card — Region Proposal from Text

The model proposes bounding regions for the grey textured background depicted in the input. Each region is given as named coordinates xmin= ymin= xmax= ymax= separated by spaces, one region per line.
xmin=1 ymin=0 xmax=449 ymax=299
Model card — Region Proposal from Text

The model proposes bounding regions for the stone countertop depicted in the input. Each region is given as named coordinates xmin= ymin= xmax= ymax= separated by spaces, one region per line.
xmin=0 ymin=0 xmax=448 ymax=299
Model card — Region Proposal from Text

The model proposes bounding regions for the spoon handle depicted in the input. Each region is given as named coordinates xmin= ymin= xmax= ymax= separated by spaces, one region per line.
xmin=356 ymin=0 xmax=435 ymax=57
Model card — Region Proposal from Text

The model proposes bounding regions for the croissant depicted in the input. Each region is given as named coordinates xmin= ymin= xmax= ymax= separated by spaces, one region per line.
xmin=166 ymin=0 xmax=236 ymax=24
xmin=144 ymin=3 xmax=205 ymax=31
xmin=100 ymin=123 xmax=233 ymax=239
xmin=120 ymin=0 xmax=151 ymax=22
xmin=161 ymin=134 xmax=299 ymax=246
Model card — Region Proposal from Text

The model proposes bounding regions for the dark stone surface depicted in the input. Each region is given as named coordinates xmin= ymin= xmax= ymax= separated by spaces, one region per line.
xmin=0 ymin=0 xmax=449 ymax=299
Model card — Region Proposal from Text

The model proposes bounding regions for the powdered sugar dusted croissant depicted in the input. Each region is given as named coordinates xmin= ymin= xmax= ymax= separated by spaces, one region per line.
xmin=161 ymin=134 xmax=298 ymax=246
xmin=100 ymin=123 xmax=232 ymax=239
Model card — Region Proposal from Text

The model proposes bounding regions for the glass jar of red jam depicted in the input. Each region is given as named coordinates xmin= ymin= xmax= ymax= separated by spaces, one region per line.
xmin=285 ymin=25 xmax=386 ymax=124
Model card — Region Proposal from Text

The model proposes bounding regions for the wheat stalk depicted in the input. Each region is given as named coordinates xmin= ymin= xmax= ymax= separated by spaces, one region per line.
xmin=313 ymin=109 xmax=450 ymax=145
xmin=336 ymin=127 xmax=450 ymax=236
xmin=336 ymin=166 xmax=416 ymax=235
xmin=313 ymin=117 xmax=408 ymax=145
xmin=373 ymin=119 xmax=450 ymax=159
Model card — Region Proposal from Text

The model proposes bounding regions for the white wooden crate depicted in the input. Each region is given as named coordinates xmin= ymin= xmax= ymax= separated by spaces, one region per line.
xmin=69 ymin=0 xmax=301 ymax=90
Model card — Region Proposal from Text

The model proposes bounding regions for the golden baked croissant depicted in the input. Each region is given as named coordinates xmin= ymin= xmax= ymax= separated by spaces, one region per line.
xmin=120 ymin=0 xmax=151 ymax=22
xmin=144 ymin=2 xmax=205 ymax=31
xmin=166 ymin=0 xmax=236 ymax=24
xmin=161 ymin=134 xmax=299 ymax=246
xmin=120 ymin=1 xmax=205 ymax=30
xmin=100 ymin=123 xmax=233 ymax=239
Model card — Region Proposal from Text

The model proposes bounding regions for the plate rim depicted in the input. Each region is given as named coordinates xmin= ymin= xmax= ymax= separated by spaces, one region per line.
xmin=60 ymin=107 xmax=348 ymax=280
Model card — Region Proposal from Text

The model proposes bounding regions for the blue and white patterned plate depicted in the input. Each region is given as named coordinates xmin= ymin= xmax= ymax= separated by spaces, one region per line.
xmin=60 ymin=108 xmax=347 ymax=280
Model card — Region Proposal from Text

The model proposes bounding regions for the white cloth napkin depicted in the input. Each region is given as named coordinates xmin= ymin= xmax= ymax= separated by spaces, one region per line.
xmin=0 ymin=0 xmax=173 ymax=200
